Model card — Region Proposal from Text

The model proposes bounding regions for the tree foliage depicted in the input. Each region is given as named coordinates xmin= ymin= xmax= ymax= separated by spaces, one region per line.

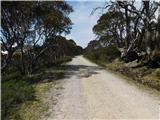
xmin=89 ymin=1 xmax=160 ymax=66
xmin=1 ymin=1 xmax=82 ymax=74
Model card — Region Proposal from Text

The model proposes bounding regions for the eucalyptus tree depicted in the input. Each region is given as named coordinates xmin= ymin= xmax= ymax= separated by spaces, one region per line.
xmin=93 ymin=11 xmax=125 ymax=47
xmin=92 ymin=0 xmax=160 ymax=63
xmin=1 ymin=2 xmax=34 ymax=72
xmin=42 ymin=36 xmax=83 ymax=66
xmin=1 ymin=1 xmax=73 ymax=74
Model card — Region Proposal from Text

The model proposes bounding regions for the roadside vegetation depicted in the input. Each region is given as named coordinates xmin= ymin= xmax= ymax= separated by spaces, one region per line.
xmin=84 ymin=45 xmax=160 ymax=91
xmin=1 ymin=1 xmax=82 ymax=120
xmin=84 ymin=1 xmax=160 ymax=91
xmin=2 ymin=58 xmax=70 ymax=120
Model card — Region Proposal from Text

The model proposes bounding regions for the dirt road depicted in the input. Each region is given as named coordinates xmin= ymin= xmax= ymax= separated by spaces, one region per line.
xmin=42 ymin=56 xmax=160 ymax=120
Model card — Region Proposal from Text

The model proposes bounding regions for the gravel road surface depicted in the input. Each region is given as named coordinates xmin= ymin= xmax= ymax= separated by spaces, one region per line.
xmin=42 ymin=56 xmax=160 ymax=120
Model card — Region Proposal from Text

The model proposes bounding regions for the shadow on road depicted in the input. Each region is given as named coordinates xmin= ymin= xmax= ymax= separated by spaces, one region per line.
xmin=65 ymin=64 xmax=103 ymax=79
xmin=37 ymin=64 xmax=103 ymax=83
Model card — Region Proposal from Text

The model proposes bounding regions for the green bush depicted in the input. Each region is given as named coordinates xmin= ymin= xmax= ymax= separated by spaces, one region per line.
xmin=2 ymin=72 xmax=22 ymax=81
xmin=1 ymin=79 xmax=34 ymax=119
xmin=104 ymin=45 xmax=121 ymax=60
xmin=43 ymin=56 xmax=72 ymax=67
xmin=53 ymin=56 xmax=72 ymax=65
xmin=84 ymin=45 xmax=121 ymax=63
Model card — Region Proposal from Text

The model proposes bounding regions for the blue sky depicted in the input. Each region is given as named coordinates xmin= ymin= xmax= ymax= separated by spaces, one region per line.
xmin=65 ymin=1 xmax=105 ymax=48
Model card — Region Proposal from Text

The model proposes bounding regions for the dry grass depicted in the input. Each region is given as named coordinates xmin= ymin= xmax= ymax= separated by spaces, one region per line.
xmin=88 ymin=58 xmax=160 ymax=91
xmin=143 ymin=68 xmax=160 ymax=90
xmin=105 ymin=60 xmax=160 ymax=91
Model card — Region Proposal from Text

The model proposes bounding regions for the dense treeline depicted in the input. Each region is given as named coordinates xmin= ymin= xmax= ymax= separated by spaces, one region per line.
xmin=86 ymin=1 xmax=160 ymax=68
xmin=1 ymin=1 xmax=83 ymax=119
xmin=1 ymin=1 xmax=82 ymax=75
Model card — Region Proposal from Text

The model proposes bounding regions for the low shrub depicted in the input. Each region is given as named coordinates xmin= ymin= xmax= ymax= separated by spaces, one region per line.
xmin=84 ymin=45 xmax=121 ymax=63
xmin=2 ymin=72 xmax=22 ymax=81
xmin=1 ymin=79 xmax=34 ymax=119
xmin=44 ymin=56 xmax=72 ymax=67
xmin=53 ymin=56 xmax=72 ymax=65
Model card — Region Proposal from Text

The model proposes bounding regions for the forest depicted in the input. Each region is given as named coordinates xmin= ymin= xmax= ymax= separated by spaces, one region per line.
xmin=1 ymin=1 xmax=83 ymax=119
xmin=1 ymin=1 xmax=83 ymax=75
xmin=85 ymin=0 xmax=160 ymax=90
